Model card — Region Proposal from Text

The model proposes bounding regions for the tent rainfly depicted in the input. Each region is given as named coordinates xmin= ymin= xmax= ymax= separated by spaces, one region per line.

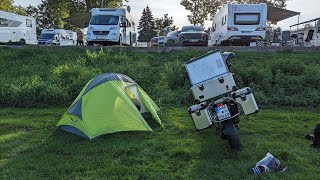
xmin=57 ymin=73 xmax=162 ymax=141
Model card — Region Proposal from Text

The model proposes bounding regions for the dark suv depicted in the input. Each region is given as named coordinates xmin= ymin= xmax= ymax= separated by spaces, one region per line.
xmin=178 ymin=26 xmax=209 ymax=46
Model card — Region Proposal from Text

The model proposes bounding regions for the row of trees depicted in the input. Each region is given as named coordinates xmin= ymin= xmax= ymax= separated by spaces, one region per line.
xmin=180 ymin=0 xmax=290 ymax=25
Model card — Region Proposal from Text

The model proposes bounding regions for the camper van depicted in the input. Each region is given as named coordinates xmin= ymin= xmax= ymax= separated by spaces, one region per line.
xmin=38 ymin=29 xmax=77 ymax=46
xmin=290 ymin=18 xmax=320 ymax=47
xmin=0 ymin=10 xmax=37 ymax=45
xmin=85 ymin=7 xmax=137 ymax=46
xmin=210 ymin=3 xmax=267 ymax=46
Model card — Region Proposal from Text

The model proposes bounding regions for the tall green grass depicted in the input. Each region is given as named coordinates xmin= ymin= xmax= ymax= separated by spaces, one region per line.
xmin=1 ymin=47 xmax=320 ymax=107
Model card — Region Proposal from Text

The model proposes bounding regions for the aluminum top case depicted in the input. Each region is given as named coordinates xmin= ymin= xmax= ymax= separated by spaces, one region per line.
xmin=185 ymin=50 xmax=230 ymax=86
xmin=185 ymin=50 xmax=237 ymax=102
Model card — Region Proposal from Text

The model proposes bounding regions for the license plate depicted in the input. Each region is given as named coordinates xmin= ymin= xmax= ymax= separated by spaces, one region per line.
xmin=96 ymin=35 xmax=106 ymax=39
xmin=215 ymin=104 xmax=231 ymax=120
xmin=242 ymin=31 xmax=251 ymax=34
xmin=190 ymin=39 xmax=198 ymax=42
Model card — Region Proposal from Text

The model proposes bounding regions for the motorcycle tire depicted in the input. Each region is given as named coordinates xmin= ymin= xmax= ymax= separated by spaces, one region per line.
xmin=222 ymin=120 xmax=242 ymax=150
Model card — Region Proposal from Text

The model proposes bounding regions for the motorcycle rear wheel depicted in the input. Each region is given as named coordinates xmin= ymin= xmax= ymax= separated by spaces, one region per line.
xmin=221 ymin=120 xmax=242 ymax=150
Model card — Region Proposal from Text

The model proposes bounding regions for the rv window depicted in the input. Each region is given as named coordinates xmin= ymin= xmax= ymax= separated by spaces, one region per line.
xmin=222 ymin=15 xmax=226 ymax=26
xmin=212 ymin=23 xmax=216 ymax=32
xmin=26 ymin=19 xmax=32 ymax=27
xmin=0 ymin=18 xmax=8 ymax=26
xmin=90 ymin=15 xmax=119 ymax=25
xmin=234 ymin=13 xmax=260 ymax=25
xmin=181 ymin=26 xmax=203 ymax=32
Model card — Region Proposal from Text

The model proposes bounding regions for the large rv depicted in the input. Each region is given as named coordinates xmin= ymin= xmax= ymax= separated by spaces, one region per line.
xmin=290 ymin=18 xmax=320 ymax=47
xmin=0 ymin=10 xmax=37 ymax=45
xmin=210 ymin=3 xmax=267 ymax=46
xmin=38 ymin=29 xmax=77 ymax=46
xmin=85 ymin=7 xmax=137 ymax=46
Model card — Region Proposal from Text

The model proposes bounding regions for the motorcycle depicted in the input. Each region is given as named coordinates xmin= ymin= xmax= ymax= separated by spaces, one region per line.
xmin=186 ymin=50 xmax=259 ymax=150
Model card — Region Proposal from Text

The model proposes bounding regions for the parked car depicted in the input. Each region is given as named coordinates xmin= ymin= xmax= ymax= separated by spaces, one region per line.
xmin=166 ymin=31 xmax=179 ymax=45
xmin=158 ymin=36 xmax=166 ymax=46
xmin=38 ymin=29 xmax=77 ymax=46
xmin=178 ymin=26 xmax=209 ymax=46
xmin=150 ymin=36 xmax=165 ymax=47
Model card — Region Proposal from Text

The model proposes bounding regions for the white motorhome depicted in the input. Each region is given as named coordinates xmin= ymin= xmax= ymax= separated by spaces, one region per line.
xmin=38 ymin=29 xmax=77 ymax=46
xmin=0 ymin=10 xmax=37 ymax=45
xmin=290 ymin=18 xmax=320 ymax=47
xmin=210 ymin=3 xmax=267 ymax=46
xmin=86 ymin=7 xmax=137 ymax=46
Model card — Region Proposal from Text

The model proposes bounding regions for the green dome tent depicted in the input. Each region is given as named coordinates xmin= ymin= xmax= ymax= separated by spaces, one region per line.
xmin=57 ymin=73 xmax=162 ymax=141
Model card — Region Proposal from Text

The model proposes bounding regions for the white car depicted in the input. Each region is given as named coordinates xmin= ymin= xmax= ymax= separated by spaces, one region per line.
xmin=150 ymin=36 xmax=166 ymax=47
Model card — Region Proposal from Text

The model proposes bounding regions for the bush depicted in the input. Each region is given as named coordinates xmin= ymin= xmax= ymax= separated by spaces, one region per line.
xmin=1 ymin=47 xmax=320 ymax=108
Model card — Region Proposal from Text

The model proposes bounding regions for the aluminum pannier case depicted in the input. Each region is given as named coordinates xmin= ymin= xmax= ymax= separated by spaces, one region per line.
xmin=232 ymin=87 xmax=259 ymax=115
xmin=190 ymin=72 xmax=237 ymax=103
xmin=188 ymin=103 xmax=214 ymax=131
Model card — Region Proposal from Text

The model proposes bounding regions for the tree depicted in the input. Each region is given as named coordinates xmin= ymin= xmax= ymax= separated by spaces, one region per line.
xmin=0 ymin=0 xmax=27 ymax=16
xmin=26 ymin=0 xmax=54 ymax=34
xmin=69 ymin=0 xmax=127 ymax=12
xmin=181 ymin=0 xmax=290 ymax=25
xmin=13 ymin=5 xmax=27 ymax=16
xmin=0 ymin=0 xmax=14 ymax=12
xmin=26 ymin=0 xmax=127 ymax=33
xmin=138 ymin=5 xmax=157 ymax=42
xmin=155 ymin=14 xmax=178 ymax=36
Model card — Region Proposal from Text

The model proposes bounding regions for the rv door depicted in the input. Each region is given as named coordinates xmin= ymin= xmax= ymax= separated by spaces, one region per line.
xmin=120 ymin=16 xmax=126 ymax=28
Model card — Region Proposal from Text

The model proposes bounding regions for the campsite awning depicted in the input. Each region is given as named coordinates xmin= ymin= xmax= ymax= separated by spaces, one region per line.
xmin=63 ymin=12 xmax=91 ymax=28
xmin=267 ymin=6 xmax=300 ymax=24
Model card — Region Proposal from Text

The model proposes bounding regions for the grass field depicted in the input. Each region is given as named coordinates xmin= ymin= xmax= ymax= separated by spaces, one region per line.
xmin=1 ymin=107 xmax=319 ymax=179
xmin=1 ymin=47 xmax=320 ymax=179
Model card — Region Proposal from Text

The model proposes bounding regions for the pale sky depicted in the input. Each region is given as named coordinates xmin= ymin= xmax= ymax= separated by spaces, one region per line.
xmin=14 ymin=0 xmax=320 ymax=30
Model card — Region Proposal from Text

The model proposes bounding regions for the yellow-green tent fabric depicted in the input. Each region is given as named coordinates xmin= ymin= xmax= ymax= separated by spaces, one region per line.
xmin=57 ymin=73 xmax=161 ymax=140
